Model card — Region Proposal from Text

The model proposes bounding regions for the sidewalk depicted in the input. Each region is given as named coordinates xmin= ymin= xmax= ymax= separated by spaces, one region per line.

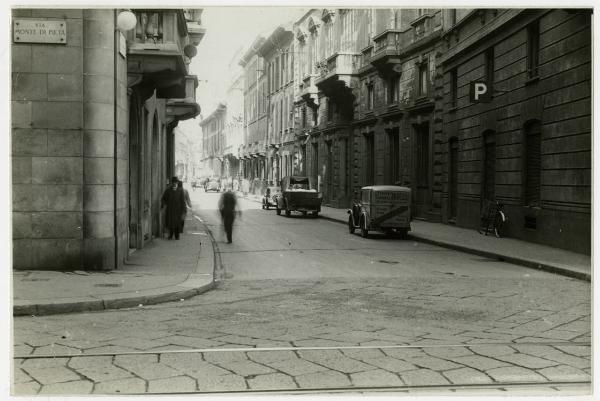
xmin=13 ymin=213 xmax=215 ymax=316
xmin=316 ymin=205 xmax=591 ymax=282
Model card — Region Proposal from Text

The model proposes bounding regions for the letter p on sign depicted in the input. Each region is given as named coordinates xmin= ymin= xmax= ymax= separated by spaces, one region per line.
xmin=469 ymin=81 xmax=492 ymax=103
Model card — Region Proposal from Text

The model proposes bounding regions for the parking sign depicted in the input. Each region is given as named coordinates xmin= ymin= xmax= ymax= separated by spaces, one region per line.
xmin=469 ymin=81 xmax=492 ymax=103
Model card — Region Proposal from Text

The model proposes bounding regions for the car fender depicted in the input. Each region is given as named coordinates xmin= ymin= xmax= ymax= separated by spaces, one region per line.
xmin=360 ymin=210 xmax=370 ymax=228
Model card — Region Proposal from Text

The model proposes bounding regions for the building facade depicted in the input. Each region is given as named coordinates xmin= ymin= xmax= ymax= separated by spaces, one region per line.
xmin=439 ymin=9 xmax=591 ymax=253
xmin=11 ymin=8 xmax=205 ymax=270
xmin=199 ymin=103 xmax=226 ymax=177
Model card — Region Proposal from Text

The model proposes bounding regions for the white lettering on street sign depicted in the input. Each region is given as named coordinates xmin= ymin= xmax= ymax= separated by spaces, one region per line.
xmin=13 ymin=19 xmax=67 ymax=44
xmin=469 ymin=81 xmax=492 ymax=103
xmin=474 ymin=82 xmax=487 ymax=100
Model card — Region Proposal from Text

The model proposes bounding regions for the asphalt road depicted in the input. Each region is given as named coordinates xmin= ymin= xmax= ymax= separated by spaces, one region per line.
xmin=12 ymin=188 xmax=591 ymax=396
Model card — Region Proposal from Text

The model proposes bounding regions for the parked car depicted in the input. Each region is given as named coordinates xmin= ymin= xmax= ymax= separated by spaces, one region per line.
xmin=347 ymin=185 xmax=411 ymax=238
xmin=262 ymin=186 xmax=282 ymax=210
xmin=276 ymin=176 xmax=322 ymax=217
xmin=205 ymin=178 xmax=221 ymax=192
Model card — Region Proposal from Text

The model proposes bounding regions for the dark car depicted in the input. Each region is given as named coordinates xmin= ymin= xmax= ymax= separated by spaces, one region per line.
xmin=205 ymin=178 xmax=221 ymax=192
xmin=262 ymin=186 xmax=282 ymax=210
xmin=276 ymin=176 xmax=322 ymax=217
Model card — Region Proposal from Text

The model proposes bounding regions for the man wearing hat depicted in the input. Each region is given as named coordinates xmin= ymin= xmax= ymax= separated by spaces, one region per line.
xmin=161 ymin=176 xmax=186 ymax=240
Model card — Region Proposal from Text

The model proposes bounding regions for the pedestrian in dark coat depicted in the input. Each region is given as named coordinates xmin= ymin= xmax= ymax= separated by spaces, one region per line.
xmin=218 ymin=190 xmax=239 ymax=244
xmin=161 ymin=176 xmax=186 ymax=240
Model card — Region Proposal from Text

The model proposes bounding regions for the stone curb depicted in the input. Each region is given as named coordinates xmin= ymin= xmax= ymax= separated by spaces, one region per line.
xmin=317 ymin=214 xmax=591 ymax=282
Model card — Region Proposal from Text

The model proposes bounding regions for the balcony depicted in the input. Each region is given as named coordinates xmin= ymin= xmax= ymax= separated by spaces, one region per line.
xmin=300 ymin=74 xmax=319 ymax=107
xmin=314 ymin=52 xmax=360 ymax=97
xmin=126 ymin=9 xmax=205 ymax=97
xmin=166 ymin=75 xmax=201 ymax=128
xmin=370 ymin=29 xmax=404 ymax=76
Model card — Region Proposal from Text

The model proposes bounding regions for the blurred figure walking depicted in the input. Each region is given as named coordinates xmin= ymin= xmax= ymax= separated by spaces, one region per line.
xmin=218 ymin=190 xmax=239 ymax=244
xmin=178 ymin=180 xmax=192 ymax=234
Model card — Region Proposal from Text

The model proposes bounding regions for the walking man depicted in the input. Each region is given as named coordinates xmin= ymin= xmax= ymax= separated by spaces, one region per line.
xmin=161 ymin=176 xmax=186 ymax=240
xmin=218 ymin=190 xmax=239 ymax=244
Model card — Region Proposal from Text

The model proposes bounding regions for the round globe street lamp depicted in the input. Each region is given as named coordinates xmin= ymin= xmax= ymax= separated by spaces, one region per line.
xmin=117 ymin=10 xmax=137 ymax=32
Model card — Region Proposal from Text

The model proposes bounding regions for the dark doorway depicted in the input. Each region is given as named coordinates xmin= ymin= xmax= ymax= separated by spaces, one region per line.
xmin=414 ymin=122 xmax=430 ymax=218
xmin=128 ymin=95 xmax=141 ymax=250
xmin=482 ymin=130 xmax=496 ymax=203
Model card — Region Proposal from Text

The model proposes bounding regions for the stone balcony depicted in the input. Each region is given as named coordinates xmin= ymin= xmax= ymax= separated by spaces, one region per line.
xmin=370 ymin=29 xmax=404 ymax=76
xmin=299 ymin=74 xmax=319 ymax=107
xmin=314 ymin=52 xmax=360 ymax=97
xmin=166 ymin=75 xmax=201 ymax=127
xmin=126 ymin=9 xmax=205 ymax=98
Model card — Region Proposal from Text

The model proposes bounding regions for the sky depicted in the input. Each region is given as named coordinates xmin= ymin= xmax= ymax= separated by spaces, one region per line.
xmin=177 ymin=6 xmax=309 ymax=137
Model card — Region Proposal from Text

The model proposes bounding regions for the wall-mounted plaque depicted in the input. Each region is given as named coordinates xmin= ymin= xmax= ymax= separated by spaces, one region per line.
xmin=13 ymin=19 xmax=67 ymax=44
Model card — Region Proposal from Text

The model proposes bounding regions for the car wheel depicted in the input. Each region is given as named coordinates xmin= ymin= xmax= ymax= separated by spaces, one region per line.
xmin=302 ymin=211 xmax=307 ymax=217
xmin=360 ymin=217 xmax=368 ymax=238
xmin=348 ymin=216 xmax=355 ymax=234
xmin=276 ymin=207 xmax=281 ymax=216
xmin=312 ymin=211 xmax=319 ymax=217
xmin=397 ymin=228 xmax=408 ymax=239
xmin=285 ymin=208 xmax=291 ymax=217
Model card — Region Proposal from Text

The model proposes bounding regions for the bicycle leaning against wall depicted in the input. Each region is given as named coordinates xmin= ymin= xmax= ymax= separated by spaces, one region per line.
xmin=478 ymin=200 xmax=507 ymax=238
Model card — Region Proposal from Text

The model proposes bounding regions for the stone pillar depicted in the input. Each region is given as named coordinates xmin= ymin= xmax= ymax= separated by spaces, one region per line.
xmin=82 ymin=9 xmax=117 ymax=269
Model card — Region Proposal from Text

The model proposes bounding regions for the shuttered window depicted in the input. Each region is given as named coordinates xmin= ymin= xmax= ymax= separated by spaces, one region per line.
xmin=524 ymin=121 xmax=541 ymax=206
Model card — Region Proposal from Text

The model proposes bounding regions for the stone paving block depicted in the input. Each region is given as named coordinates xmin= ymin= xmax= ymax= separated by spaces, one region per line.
xmin=160 ymin=335 xmax=224 ymax=349
xmin=196 ymin=374 xmax=247 ymax=392
xmin=57 ymin=339 xmax=105 ymax=350
xmin=212 ymin=334 xmax=261 ymax=346
xmin=470 ymin=345 xmax=516 ymax=357
xmin=381 ymin=347 xmax=429 ymax=359
xmin=539 ymin=329 xmax=582 ymax=341
xmin=340 ymin=348 xmax=386 ymax=360
xmin=541 ymin=351 xmax=590 ymax=369
xmin=12 ymin=381 xmax=40 ymax=395
xmin=453 ymin=355 xmax=511 ymax=371
xmin=400 ymin=369 xmax=451 ymax=386
xmin=39 ymin=380 xmax=94 ymax=394
xmin=511 ymin=344 xmax=557 ymax=357
xmin=293 ymin=339 xmax=357 ymax=347
xmin=147 ymin=375 xmax=197 ymax=393
xmin=442 ymin=367 xmax=494 ymax=385
xmin=115 ymin=362 xmax=181 ymax=381
xmin=538 ymin=364 xmax=591 ymax=382
xmin=555 ymin=344 xmax=591 ymax=357
xmin=247 ymin=372 xmax=297 ymax=390
xmin=217 ymin=360 xmax=275 ymax=377
xmin=350 ymin=369 xmax=404 ymax=387
xmin=267 ymin=358 xmax=328 ymax=376
xmin=486 ymin=366 xmax=547 ymax=383
xmin=20 ymin=357 xmax=70 ymax=369
xmin=297 ymin=349 xmax=345 ymax=361
xmin=203 ymin=351 xmax=249 ymax=364
xmin=68 ymin=355 xmax=113 ymax=368
xmin=295 ymin=370 xmax=351 ymax=389
xmin=107 ymin=337 xmax=168 ymax=350
xmin=13 ymin=367 xmax=34 ymax=384
xmin=358 ymin=340 xmax=403 ymax=347
xmin=113 ymin=354 xmax=158 ymax=366
xmin=408 ymin=356 xmax=462 ymax=371
xmin=93 ymin=377 xmax=147 ymax=394
xmin=247 ymin=350 xmax=298 ymax=364
xmin=23 ymin=366 xmax=81 ymax=385
xmin=361 ymin=357 xmax=416 ymax=373
xmin=423 ymin=346 xmax=475 ymax=359
xmin=75 ymin=365 xmax=136 ymax=382
xmin=495 ymin=353 xmax=558 ymax=369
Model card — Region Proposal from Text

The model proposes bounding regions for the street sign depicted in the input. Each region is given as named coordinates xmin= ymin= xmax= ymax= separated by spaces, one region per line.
xmin=469 ymin=81 xmax=492 ymax=103
xmin=13 ymin=19 xmax=67 ymax=44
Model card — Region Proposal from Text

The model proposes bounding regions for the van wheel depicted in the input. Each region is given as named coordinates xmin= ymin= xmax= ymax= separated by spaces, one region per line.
xmin=302 ymin=211 xmax=307 ymax=217
xmin=276 ymin=207 xmax=281 ymax=216
xmin=285 ymin=209 xmax=291 ymax=217
xmin=312 ymin=211 xmax=319 ymax=217
xmin=397 ymin=229 xmax=408 ymax=239
xmin=348 ymin=216 xmax=355 ymax=234
xmin=360 ymin=217 xmax=368 ymax=238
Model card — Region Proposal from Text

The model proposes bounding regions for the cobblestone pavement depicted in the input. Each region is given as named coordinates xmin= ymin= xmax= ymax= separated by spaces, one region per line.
xmin=12 ymin=193 xmax=592 ymax=395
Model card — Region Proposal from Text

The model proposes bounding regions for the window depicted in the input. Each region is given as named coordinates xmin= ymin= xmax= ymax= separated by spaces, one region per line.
xmin=389 ymin=75 xmax=400 ymax=103
xmin=312 ymin=142 xmax=319 ymax=181
xmin=523 ymin=121 xmax=541 ymax=206
xmin=527 ymin=20 xmax=540 ymax=78
xmin=450 ymin=69 xmax=458 ymax=107
xmin=301 ymin=106 xmax=307 ymax=128
xmin=448 ymin=9 xmax=456 ymax=26
xmin=367 ymin=83 xmax=374 ymax=110
xmin=485 ymin=47 xmax=494 ymax=92
xmin=418 ymin=62 xmax=428 ymax=96
xmin=312 ymin=107 xmax=318 ymax=126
